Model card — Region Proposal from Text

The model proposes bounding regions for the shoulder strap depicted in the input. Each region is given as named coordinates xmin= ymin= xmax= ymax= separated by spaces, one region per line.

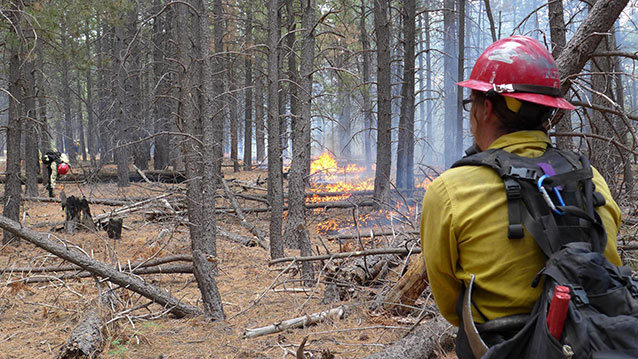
xmin=452 ymin=146 xmax=606 ymax=257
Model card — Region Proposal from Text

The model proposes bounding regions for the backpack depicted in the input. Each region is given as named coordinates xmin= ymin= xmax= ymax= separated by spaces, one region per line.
xmin=451 ymin=146 xmax=638 ymax=359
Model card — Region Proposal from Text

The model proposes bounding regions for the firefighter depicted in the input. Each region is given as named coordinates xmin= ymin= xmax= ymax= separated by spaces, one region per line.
xmin=419 ymin=36 xmax=623 ymax=358
xmin=41 ymin=150 xmax=70 ymax=198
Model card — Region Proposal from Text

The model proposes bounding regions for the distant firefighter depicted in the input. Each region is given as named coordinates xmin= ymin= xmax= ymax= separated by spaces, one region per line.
xmin=41 ymin=150 xmax=70 ymax=198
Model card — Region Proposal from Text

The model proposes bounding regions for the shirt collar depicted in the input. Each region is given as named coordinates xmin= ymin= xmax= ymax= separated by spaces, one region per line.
xmin=488 ymin=130 xmax=551 ymax=155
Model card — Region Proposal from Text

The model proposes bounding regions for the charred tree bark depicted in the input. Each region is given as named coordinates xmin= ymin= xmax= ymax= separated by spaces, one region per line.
xmin=373 ymin=0 xmax=392 ymax=208
xmin=381 ymin=256 xmax=428 ymax=314
xmin=152 ymin=0 xmax=171 ymax=171
xmin=363 ymin=317 xmax=455 ymax=359
xmin=3 ymin=4 xmax=23 ymax=244
xmin=84 ymin=22 xmax=97 ymax=167
xmin=268 ymin=0 xmax=285 ymax=259
xmin=396 ymin=0 xmax=416 ymax=194
xmin=113 ymin=20 xmax=131 ymax=187
xmin=57 ymin=310 xmax=104 ymax=359
xmin=283 ymin=0 xmax=316 ymax=286
xmin=191 ymin=0 xmax=226 ymax=320
xmin=23 ymin=44 xmax=39 ymax=198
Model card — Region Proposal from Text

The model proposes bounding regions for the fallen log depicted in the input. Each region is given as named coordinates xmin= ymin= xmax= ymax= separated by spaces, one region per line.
xmin=24 ymin=196 xmax=132 ymax=206
xmin=1 ymin=254 xmax=193 ymax=274
xmin=243 ymin=305 xmax=347 ymax=339
xmin=57 ymin=309 xmax=104 ymax=359
xmin=220 ymin=177 xmax=269 ymax=249
xmin=363 ymin=316 xmax=455 ymax=359
xmin=380 ymin=255 xmax=428 ymax=314
xmin=268 ymin=247 xmax=422 ymax=265
xmin=0 ymin=213 xmax=201 ymax=317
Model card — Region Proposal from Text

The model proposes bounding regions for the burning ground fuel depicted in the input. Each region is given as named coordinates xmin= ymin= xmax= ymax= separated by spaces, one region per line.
xmin=305 ymin=152 xmax=429 ymax=236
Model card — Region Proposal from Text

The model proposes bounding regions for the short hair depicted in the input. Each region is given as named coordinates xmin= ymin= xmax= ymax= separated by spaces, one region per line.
xmin=472 ymin=90 xmax=553 ymax=133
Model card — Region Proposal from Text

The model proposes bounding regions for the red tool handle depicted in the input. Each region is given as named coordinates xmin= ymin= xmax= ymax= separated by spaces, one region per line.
xmin=547 ymin=285 xmax=570 ymax=340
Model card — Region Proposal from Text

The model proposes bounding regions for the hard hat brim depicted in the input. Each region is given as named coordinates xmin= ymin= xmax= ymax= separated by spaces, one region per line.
xmin=458 ymin=79 xmax=576 ymax=110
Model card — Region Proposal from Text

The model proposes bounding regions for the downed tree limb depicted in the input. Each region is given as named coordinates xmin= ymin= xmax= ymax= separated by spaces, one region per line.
xmin=380 ymin=256 xmax=429 ymax=314
xmin=16 ymin=264 xmax=194 ymax=284
xmin=24 ymin=196 xmax=132 ymax=206
xmin=243 ymin=306 xmax=347 ymax=338
xmin=0 ymin=214 xmax=201 ymax=317
xmin=133 ymin=164 xmax=153 ymax=184
xmin=57 ymin=309 xmax=104 ymax=359
xmin=328 ymin=230 xmax=419 ymax=241
xmin=93 ymin=193 xmax=173 ymax=225
xmin=215 ymin=198 xmax=376 ymax=214
xmin=220 ymin=177 xmax=269 ymax=249
xmin=216 ymin=227 xmax=258 ymax=247
xmin=1 ymin=254 xmax=193 ymax=274
xmin=268 ymin=247 xmax=422 ymax=265
xmin=363 ymin=316 xmax=455 ymax=359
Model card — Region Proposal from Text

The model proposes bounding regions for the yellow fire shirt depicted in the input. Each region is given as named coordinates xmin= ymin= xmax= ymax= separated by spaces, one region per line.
xmin=420 ymin=130 xmax=622 ymax=326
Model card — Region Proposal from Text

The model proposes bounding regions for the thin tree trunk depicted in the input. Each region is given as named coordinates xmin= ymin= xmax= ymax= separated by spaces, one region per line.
xmin=152 ymin=0 xmax=170 ymax=170
xmin=396 ymin=0 xmax=416 ymax=194
xmin=212 ymin=0 xmax=225 ymax=175
xmin=255 ymin=70 xmax=266 ymax=164
xmin=3 ymin=4 xmax=23 ymax=244
xmin=61 ymin=31 xmax=75 ymax=161
xmin=443 ymin=0 xmax=458 ymax=168
xmin=114 ymin=20 xmax=131 ymax=187
xmin=548 ymin=0 xmax=573 ymax=149
xmin=85 ymin=22 xmax=96 ymax=167
xmin=360 ymin=0 xmax=373 ymax=171
xmin=283 ymin=0 xmax=316 ymax=285
xmin=373 ymin=0 xmax=392 ymax=208
xmin=192 ymin=0 xmax=225 ymax=320
xmin=483 ymin=0 xmax=497 ymax=42
xmin=23 ymin=44 xmax=38 ymax=197
xmin=243 ymin=10 xmax=254 ymax=171
xmin=268 ymin=0 xmax=285 ymax=259
xmin=456 ymin=0 xmax=465 ymax=156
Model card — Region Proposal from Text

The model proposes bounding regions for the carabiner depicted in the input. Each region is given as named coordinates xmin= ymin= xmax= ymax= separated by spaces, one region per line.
xmin=537 ymin=174 xmax=565 ymax=215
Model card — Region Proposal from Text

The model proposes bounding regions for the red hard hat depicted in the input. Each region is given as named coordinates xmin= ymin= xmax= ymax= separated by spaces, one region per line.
xmin=457 ymin=35 xmax=575 ymax=110
xmin=57 ymin=163 xmax=69 ymax=175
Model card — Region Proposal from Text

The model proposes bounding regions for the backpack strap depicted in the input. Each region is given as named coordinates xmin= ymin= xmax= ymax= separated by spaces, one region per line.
xmin=452 ymin=146 xmax=607 ymax=257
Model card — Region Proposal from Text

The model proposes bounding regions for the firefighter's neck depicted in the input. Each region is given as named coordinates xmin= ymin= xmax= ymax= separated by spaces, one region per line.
xmin=473 ymin=98 xmax=506 ymax=152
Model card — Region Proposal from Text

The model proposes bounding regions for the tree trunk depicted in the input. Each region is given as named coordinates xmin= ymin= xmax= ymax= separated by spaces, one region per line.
xmin=229 ymin=54 xmax=240 ymax=173
xmin=396 ymin=0 xmax=416 ymax=194
xmin=61 ymin=31 xmax=75 ymax=161
xmin=360 ymin=0 xmax=373 ymax=171
xmin=152 ymin=0 xmax=171 ymax=171
xmin=483 ymin=0 xmax=497 ymax=42
xmin=255 ymin=70 xmax=266 ymax=164
xmin=57 ymin=310 xmax=104 ymax=359
xmin=192 ymin=0 xmax=225 ymax=320
xmin=23 ymin=43 xmax=39 ymax=198
xmin=373 ymin=0 xmax=392 ymax=208
xmin=363 ymin=317 xmax=455 ymax=359
xmin=243 ymin=10 xmax=254 ymax=171
xmin=282 ymin=0 xmax=316 ymax=285
xmin=85 ymin=22 xmax=96 ymax=167
xmin=425 ymin=9 xmax=433 ymax=164
xmin=268 ymin=0 xmax=285 ymax=259
xmin=456 ymin=0 xmax=465 ymax=155
xmin=76 ymin=76 xmax=87 ymax=163
xmin=443 ymin=0 xmax=458 ymax=168
xmin=556 ymin=0 xmax=629 ymax=95
xmin=212 ymin=0 xmax=225 ymax=175
xmin=113 ymin=19 xmax=131 ymax=187
xmin=548 ymin=0 xmax=573 ymax=149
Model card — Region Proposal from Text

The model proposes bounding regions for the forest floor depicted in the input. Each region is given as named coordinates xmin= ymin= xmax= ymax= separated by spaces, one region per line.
xmin=0 ymin=162 xmax=452 ymax=359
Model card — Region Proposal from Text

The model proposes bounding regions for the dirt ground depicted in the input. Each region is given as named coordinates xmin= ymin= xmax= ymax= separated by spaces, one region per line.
xmin=0 ymin=165 xmax=451 ymax=359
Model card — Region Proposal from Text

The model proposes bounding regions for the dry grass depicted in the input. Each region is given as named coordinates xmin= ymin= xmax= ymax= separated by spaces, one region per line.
xmin=0 ymin=165 xmax=448 ymax=359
